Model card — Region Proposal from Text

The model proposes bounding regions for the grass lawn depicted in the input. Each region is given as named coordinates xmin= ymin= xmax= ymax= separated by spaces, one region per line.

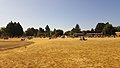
xmin=0 ymin=38 xmax=120 ymax=68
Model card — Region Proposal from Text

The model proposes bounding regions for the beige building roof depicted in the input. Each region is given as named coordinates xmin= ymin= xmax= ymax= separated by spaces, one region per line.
xmin=115 ymin=32 xmax=120 ymax=36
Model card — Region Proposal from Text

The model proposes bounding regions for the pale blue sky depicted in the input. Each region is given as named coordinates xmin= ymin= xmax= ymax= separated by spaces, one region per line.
xmin=0 ymin=0 xmax=120 ymax=31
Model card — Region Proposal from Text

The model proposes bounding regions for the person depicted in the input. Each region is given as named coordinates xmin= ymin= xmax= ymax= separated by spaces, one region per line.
xmin=80 ymin=36 xmax=82 ymax=40
xmin=80 ymin=36 xmax=87 ymax=41
xmin=83 ymin=37 xmax=85 ymax=40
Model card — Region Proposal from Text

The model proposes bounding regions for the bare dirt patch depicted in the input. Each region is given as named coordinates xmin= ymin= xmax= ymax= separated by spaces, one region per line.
xmin=0 ymin=41 xmax=34 ymax=51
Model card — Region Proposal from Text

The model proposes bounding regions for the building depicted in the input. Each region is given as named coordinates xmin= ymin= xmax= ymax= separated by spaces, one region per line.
xmin=73 ymin=33 xmax=103 ymax=38
xmin=85 ymin=33 xmax=103 ymax=38
xmin=115 ymin=32 xmax=120 ymax=37
xmin=73 ymin=33 xmax=84 ymax=37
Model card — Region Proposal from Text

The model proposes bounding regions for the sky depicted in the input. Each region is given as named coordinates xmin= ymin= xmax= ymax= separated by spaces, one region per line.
xmin=0 ymin=0 xmax=120 ymax=31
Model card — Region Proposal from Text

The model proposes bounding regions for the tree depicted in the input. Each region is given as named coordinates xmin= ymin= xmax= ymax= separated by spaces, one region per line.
xmin=106 ymin=22 xmax=109 ymax=25
xmin=0 ymin=29 xmax=1 ymax=35
xmin=0 ymin=27 xmax=7 ymax=34
xmin=54 ymin=29 xmax=64 ymax=37
xmin=102 ymin=24 xmax=115 ymax=35
xmin=45 ymin=25 xmax=50 ymax=32
xmin=6 ymin=21 xmax=24 ymax=37
xmin=37 ymin=27 xmax=45 ymax=37
xmin=116 ymin=26 xmax=120 ymax=32
xmin=95 ymin=23 xmax=105 ymax=33
xmin=0 ymin=27 xmax=8 ymax=37
xmin=34 ymin=29 xmax=39 ymax=37
xmin=6 ymin=21 xmax=14 ymax=37
xmin=91 ymin=28 xmax=95 ymax=33
xmin=45 ymin=25 xmax=50 ymax=37
xmin=71 ymin=24 xmax=81 ymax=34
xmin=14 ymin=22 xmax=24 ymax=37
xmin=75 ymin=24 xmax=80 ymax=30
xmin=91 ymin=28 xmax=94 ymax=31
xmin=74 ymin=24 xmax=81 ymax=32
xmin=50 ymin=28 xmax=56 ymax=36
xmin=64 ymin=31 xmax=71 ymax=36
xmin=39 ymin=27 xmax=44 ymax=33
xmin=25 ymin=27 xmax=38 ymax=36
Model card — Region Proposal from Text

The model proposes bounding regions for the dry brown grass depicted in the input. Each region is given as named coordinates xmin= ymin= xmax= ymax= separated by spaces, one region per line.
xmin=0 ymin=38 xmax=120 ymax=68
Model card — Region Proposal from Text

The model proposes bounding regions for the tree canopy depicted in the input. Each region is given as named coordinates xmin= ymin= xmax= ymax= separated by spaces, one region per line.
xmin=45 ymin=25 xmax=50 ymax=37
xmin=102 ymin=24 xmax=115 ymax=35
xmin=115 ymin=26 xmax=120 ymax=32
xmin=25 ymin=27 xmax=38 ymax=36
xmin=54 ymin=29 xmax=64 ymax=37
xmin=0 ymin=21 xmax=120 ymax=38
xmin=71 ymin=24 xmax=81 ymax=34
xmin=6 ymin=21 xmax=23 ymax=37
xmin=95 ymin=23 xmax=105 ymax=33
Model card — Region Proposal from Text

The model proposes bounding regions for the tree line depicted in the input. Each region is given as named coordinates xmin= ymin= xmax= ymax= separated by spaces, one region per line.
xmin=0 ymin=21 xmax=120 ymax=38
xmin=95 ymin=22 xmax=120 ymax=36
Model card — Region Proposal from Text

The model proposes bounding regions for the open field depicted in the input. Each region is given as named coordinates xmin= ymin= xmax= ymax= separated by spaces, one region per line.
xmin=0 ymin=38 xmax=120 ymax=68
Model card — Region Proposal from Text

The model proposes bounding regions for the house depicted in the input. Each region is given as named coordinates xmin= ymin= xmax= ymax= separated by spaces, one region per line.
xmin=85 ymin=33 xmax=103 ymax=38
xmin=115 ymin=32 xmax=120 ymax=37
xmin=73 ymin=33 xmax=84 ymax=37
xmin=73 ymin=33 xmax=103 ymax=38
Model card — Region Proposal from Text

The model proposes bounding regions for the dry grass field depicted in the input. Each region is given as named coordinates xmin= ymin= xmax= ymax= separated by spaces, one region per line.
xmin=0 ymin=38 xmax=120 ymax=68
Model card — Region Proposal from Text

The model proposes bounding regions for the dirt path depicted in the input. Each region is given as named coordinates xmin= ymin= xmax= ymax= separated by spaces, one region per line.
xmin=0 ymin=41 xmax=34 ymax=51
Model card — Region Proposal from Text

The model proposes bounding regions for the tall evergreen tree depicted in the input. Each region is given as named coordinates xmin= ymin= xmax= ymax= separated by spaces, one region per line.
xmin=75 ymin=24 xmax=80 ymax=30
xmin=6 ymin=21 xmax=24 ymax=37
xmin=14 ymin=22 xmax=24 ymax=37
xmin=45 ymin=25 xmax=50 ymax=32
xmin=6 ymin=21 xmax=14 ymax=37
xmin=45 ymin=25 xmax=50 ymax=37
xmin=17 ymin=22 xmax=24 ymax=36
xmin=91 ymin=28 xmax=94 ymax=31
xmin=71 ymin=24 xmax=81 ymax=34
